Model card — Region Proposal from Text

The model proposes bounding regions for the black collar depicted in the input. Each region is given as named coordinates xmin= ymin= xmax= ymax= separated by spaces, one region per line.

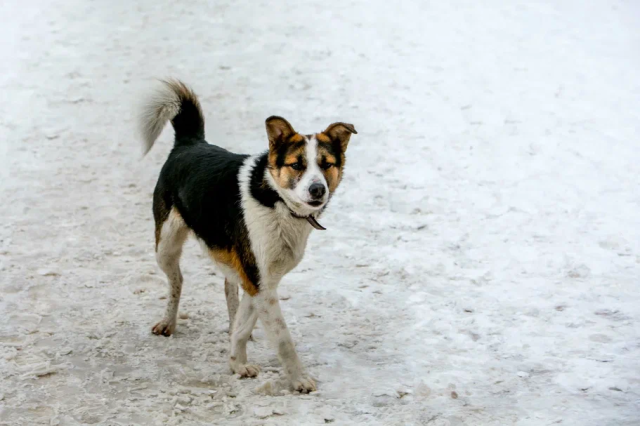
xmin=290 ymin=211 xmax=326 ymax=230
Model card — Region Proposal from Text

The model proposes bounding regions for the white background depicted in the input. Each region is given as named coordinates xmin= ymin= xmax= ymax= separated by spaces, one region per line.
xmin=0 ymin=0 xmax=638 ymax=425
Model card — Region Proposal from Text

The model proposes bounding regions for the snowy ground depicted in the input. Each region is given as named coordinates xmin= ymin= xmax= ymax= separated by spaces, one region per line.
xmin=1 ymin=0 xmax=639 ymax=425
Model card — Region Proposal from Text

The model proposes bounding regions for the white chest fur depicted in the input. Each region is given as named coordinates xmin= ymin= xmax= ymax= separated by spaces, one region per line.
xmin=238 ymin=156 xmax=313 ymax=288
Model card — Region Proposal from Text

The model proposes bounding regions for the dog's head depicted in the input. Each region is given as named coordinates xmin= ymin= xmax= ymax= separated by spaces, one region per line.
xmin=265 ymin=116 xmax=357 ymax=216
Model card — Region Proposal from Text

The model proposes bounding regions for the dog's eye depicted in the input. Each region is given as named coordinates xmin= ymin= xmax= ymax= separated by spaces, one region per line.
xmin=289 ymin=162 xmax=303 ymax=171
xmin=321 ymin=163 xmax=334 ymax=170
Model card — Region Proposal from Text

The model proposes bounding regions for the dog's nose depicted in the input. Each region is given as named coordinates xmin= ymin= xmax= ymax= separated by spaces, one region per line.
xmin=309 ymin=183 xmax=326 ymax=200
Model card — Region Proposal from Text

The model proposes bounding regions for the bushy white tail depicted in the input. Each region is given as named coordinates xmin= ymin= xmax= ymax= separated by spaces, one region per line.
xmin=138 ymin=79 xmax=205 ymax=155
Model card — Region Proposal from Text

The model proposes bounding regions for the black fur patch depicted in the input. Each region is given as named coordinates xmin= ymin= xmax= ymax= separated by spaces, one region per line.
xmin=250 ymin=153 xmax=282 ymax=208
xmin=318 ymin=142 xmax=343 ymax=168
xmin=153 ymin=143 xmax=267 ymax=290
xmin=275 ymin=140 xmax=306 ymax=167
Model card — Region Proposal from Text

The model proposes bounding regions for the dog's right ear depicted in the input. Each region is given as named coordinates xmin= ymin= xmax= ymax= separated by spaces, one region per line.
xmin=323 ymin=122 xmax=358 ymax=151
xmin=266 ymin=116 xmax=296 ymax=149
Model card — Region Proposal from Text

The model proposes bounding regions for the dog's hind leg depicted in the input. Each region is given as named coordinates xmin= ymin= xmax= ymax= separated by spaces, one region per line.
xmin=225 ymin=278 xmax=239 ymax=333
xmin=225 ymin=278 xmax=255 ymax=341
xmin=152 ymin=208 xmax=189 ymax=336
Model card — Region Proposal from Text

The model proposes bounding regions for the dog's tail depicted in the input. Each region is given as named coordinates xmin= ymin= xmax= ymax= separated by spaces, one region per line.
xmin=138 ymin=79 xmax=205 ymax=155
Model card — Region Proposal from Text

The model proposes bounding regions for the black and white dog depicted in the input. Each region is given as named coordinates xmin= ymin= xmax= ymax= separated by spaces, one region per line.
xmin=138 ymin=80 xmax=356 ymax=393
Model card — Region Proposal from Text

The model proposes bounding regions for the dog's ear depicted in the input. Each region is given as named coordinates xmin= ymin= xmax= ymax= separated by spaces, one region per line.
xmin=323 ymin=122 xmax=357 ymax=151
xmin=266 ymin=116 xmax=296 ymax=149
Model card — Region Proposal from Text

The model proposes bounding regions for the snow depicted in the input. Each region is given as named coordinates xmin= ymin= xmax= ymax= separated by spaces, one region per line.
xmin=1 ymin=0 xmax=639 ymax=424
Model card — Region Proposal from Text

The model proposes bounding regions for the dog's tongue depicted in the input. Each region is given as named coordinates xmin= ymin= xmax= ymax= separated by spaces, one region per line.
xmin=306 ymin=215 xmax=326 ymax=230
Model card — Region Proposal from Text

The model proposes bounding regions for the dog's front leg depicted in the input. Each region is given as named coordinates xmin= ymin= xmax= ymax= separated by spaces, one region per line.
xmin=254 ymin=289 xmax=316 ymax=393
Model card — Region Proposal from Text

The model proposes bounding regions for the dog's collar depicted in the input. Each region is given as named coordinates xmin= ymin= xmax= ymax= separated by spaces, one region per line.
xmin=290 ymin=211 xmax=326 ymax=230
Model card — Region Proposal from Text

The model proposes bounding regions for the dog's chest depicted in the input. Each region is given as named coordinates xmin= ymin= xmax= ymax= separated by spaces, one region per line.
xmin=246 ymin=205 xmax=312 ymax=283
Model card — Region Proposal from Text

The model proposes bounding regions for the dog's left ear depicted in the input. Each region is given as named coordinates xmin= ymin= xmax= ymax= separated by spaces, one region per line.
xmin=323 ymin=122 xmax=357 ymax=151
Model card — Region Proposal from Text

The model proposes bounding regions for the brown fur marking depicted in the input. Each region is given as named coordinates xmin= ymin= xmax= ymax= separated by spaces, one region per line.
xmin=209 ymin=248 xmax=259 ymax=296
xmin=315 ymin=133 xmax=331 ymax=143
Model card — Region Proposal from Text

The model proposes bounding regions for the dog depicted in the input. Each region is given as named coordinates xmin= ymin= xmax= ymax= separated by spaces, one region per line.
xmin=137 ymin=79 xmax=356 ymax=393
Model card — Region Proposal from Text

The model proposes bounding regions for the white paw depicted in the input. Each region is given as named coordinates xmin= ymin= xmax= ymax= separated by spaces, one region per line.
xmin=151 ymin=319 xmax=176 ymax=336
xmin=229 ymin=360 xmax=260 ymax=378
xmin=291 ymin=375 xmax=316 ymax=393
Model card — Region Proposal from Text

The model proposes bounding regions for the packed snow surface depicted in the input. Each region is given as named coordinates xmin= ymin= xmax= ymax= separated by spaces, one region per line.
xmin=1 ymin=0 xmax=639 ymax=424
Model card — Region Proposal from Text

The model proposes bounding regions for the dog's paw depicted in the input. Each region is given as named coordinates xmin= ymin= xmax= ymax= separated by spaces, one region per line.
xmin=152 ymin=319 xmax=175 ymax=336
xmin=291 ymin=375 xmax=316 ymax=393
xmin=229 ymin=360 xmax=260 ymax=378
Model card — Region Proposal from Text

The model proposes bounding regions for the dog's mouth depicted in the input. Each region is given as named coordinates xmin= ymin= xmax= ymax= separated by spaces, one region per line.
xmin=306 ymin=200 xmax=324 ymax=207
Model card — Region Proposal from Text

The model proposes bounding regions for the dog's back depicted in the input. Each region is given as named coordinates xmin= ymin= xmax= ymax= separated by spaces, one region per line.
xmin=138 ymin=80 xmax=249 ymax=257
